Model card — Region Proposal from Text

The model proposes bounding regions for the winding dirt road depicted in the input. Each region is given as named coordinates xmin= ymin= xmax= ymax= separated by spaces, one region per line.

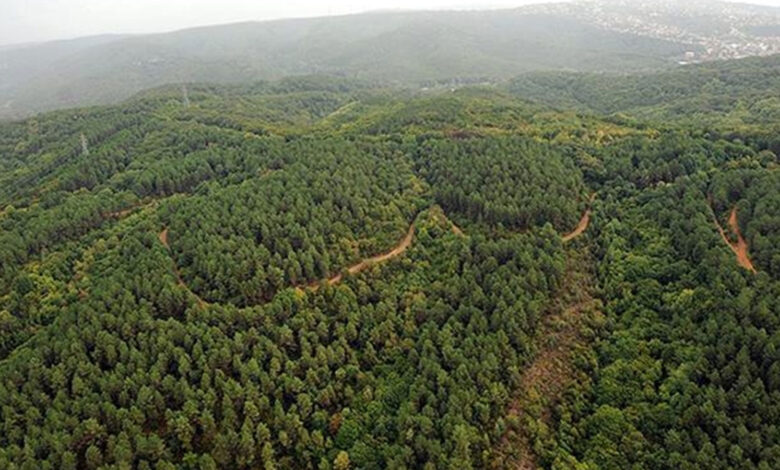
xmin=105 ymin=199 xmax=158 ymax=220
xmin=713 ymin=206 xmax=757 ymax=273
xmin=562 ymin=193 xmax=596 ymax=243
xmin=307 ymin=222 xmax=416 ymax=289
xmin=160 ymin=217 xmax=418 ymax=301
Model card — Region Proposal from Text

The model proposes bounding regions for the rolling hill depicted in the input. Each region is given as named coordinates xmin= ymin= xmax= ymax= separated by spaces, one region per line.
xmin=0 ymin=7 xmax=696 ymax=119
xmin=507 ymin=54 xmax=780 ymax=128
xmin=1 ymin=57 xmax=779 ymax=468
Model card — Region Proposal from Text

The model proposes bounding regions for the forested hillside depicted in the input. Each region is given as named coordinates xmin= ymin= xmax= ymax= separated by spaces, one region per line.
xmin=508 ymin=55 xmax=780 ymax=132
xmin=0 ymin=60 xmax=778 ymax=469
xmin=0 ymin=6 xmax=697 ymax=120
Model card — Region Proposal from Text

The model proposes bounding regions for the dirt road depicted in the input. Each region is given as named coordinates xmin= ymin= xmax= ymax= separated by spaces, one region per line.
xmin=562 ymin=193 xmax=596 ymax=243
xmin=712 ymin=206 xmax=757 ymax=273
xmin=308 ymin=222 xmax=416 ymax=289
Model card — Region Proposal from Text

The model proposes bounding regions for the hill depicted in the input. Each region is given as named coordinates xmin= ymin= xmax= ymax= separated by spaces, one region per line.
xmin=0 ymin=6 xmax=699 ymax=120
xmin=0 ymin=60 xmax=779 ymax=468
xmin=508 ymin=54 xmax=780 ymax=130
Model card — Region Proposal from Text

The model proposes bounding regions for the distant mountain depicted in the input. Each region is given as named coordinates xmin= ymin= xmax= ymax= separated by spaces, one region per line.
xmin=1 ymin=0 xmax=778 ymax=120
xmin=0 ymin=8 xmax=692 ymax=119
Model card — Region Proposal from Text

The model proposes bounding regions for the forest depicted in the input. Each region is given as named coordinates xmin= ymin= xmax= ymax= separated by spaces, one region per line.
xmin=0 ymin=57 xmax=778 ymax=469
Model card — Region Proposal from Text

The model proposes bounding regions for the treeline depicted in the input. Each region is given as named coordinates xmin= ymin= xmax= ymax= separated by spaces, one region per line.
xmin=508 ymin=54 xmax=780 ymax=127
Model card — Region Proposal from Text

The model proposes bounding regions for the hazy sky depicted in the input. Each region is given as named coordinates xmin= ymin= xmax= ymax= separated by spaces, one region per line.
xmin=2 ymin=0 xmax=779 ymax=46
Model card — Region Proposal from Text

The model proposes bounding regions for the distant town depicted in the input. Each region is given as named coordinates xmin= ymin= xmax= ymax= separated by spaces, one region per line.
xmin=527 ymin=0 xmax=780 ymax=63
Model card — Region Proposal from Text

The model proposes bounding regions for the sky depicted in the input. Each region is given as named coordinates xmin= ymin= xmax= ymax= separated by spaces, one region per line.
xmin=1 ymin=0 xmax=779 ymax=46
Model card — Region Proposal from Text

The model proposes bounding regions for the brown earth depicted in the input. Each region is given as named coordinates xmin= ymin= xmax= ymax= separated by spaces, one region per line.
xmin=158 ymin=227 xmax=169 ymax=248
xmin=493 ymin=250 xmax=600 ymax=469
xmin=451 ymin=221 xmax=465 ymax=237
xmin=712 ymin=206 xmax=757 ymax=273
xmin=562 ymin=193 xmax=596 ymax=243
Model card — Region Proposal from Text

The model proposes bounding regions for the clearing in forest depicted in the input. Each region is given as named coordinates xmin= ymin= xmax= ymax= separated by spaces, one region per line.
xmin=494 ymin=249 xmax=601 ymax=469
xmin=562 ymin=193 xmax=596 ymax=243
xmin=712 ymin=206 xmax=757 ymax=273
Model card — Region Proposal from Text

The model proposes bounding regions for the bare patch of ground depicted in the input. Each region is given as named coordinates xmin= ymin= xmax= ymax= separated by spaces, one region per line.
xmin=451 ymin=221 xmax=465 ymax=237
xmin=712 ymin=205 xmax=757 ymax=273
xmin=494 ymin=250 xmax=601 ymax=469
xmin=562 ymin=193 xmax=596 ymax=243
xmin=158 ymin=227 xmax=169 ymax=248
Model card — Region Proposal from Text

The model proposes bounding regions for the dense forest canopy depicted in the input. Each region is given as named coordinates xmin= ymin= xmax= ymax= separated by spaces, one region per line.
xmin=508 ymin=55 xmax=780 ymax=133
xmin=0 ymin=53 xmax=778 ymax=469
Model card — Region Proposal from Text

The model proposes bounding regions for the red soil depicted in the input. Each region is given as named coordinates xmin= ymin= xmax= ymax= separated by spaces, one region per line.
xmin=713 ymin=206 xmax=757 ymax=273
xmin=562 ymin=193 xmax=596 ymax=243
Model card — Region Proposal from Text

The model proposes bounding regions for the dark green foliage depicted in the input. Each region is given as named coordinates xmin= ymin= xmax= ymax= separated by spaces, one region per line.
xmin=0 ymin=64 xmax=778 ymax=469
xmin=164 ymin=138 xmax=425 ymax=305
xmin=508 ymin=55 xmax=780 ymax=129
xmin=527 ymin=125 xmax=780 ymax=470
xmin=413 ymin=136 xmax=586 ymax=231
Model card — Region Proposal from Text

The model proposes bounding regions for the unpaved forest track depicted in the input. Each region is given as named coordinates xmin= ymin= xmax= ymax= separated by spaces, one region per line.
xmin=494 ymin=250 xmax=600 ymax=469
xmin=306 ymin=221 xmax=416 ymax=290
xmin=451 ymin=222 xmax=465 ymax=237
xmin=160 ymin=214 xmax=421 ymax=301
xmin=712 ymin=205 xmax=757 ymax=273
xmin=105 ymin=199 xmax=160 ymax=220
xmin=562 ymin=193 xmax=596 ymax=243
xmin=306 ymin=207 xmax=466 ymax=290
xmin=158 ymin=206 xmax=462 ymax=303
xmin=430 ymin=205 xmax=466 ymax=237
xmin=158 ymin=227 xmax=169 ymax=248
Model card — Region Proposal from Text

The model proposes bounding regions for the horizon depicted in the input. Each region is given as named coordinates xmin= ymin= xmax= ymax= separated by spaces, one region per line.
xmin=3 ymin=0 xmax=779 ymax=48
xmin=1 ymin=0 xmax=567 ymax=47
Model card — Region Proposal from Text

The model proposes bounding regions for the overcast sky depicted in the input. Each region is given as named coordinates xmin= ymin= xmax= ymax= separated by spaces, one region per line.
xmin=2 ymin=0 xmax=779 ymax=46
